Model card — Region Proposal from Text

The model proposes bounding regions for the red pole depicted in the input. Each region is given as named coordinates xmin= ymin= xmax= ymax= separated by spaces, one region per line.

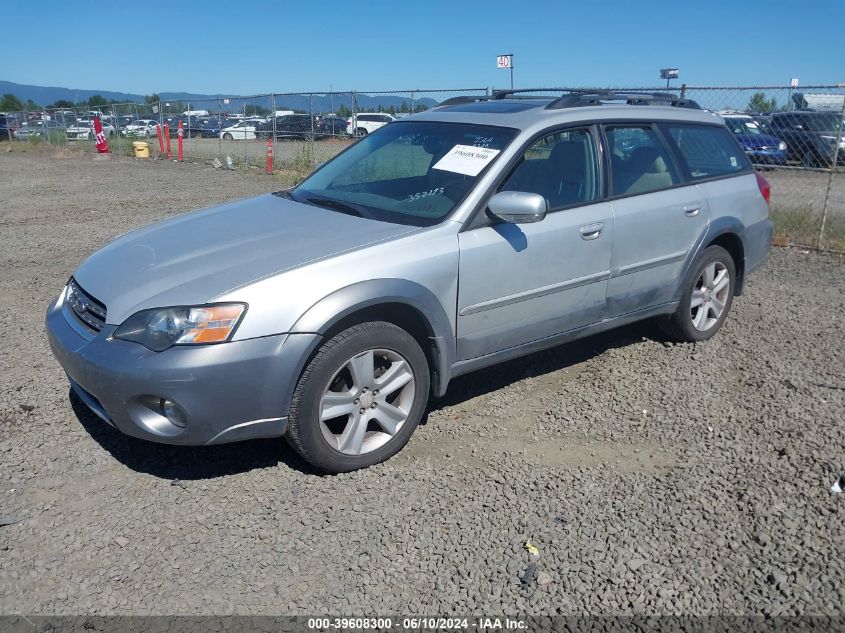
xmin=156 ymin=124 xmax=165 ymax=154
xmin=266 ymin=138 xmax=273 ymax=174
xmin=164 ymin=123 xmax=171 ymax=160
xmin=177 ymin=120 xmax=184 ymax=162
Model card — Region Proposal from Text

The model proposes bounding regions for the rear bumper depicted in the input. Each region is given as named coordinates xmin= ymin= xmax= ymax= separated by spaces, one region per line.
xmin=45 ymin=293 xmax=318 ymax=446
xmin=744 ymin=217 xmax=774 ymax=275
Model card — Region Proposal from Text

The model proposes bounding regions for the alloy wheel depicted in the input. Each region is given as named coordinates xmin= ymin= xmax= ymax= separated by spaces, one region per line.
xmin=319 ymin=348 xmax=415 ymax=455
xmin=690 ymin=261 xmax=730 ymax=331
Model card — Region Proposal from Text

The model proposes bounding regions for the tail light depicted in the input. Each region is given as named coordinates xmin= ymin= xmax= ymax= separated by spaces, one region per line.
xmin=755 ymin=172 xmax=771 ymax=206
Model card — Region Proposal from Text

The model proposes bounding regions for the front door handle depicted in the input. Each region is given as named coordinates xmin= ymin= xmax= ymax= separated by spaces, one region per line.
xmin=684 ymin=203 xmax=701 ymax=217
xmin=580 ymin=223 xmax=604 ymax=240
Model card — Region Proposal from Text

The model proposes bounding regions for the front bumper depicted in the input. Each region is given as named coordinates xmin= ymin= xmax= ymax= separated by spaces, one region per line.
xmin=746 ymin=149 xmax=788 ymax=166
xmin=45 ymin=293 xmax=319 ymax=446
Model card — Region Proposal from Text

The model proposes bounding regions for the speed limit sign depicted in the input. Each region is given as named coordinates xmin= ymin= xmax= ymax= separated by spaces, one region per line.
xmin=496 ymin=55 xmax=512 ymax=69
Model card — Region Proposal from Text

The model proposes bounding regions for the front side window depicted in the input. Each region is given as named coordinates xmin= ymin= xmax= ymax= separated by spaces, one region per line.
xmin=605 ymin=126 xmax=680 ymax=196
xmin=664 ymin=124 xmax=750 ymax=179
xmin=292 ymin=121 xmax=516 ymax=226
xmin=500 ymin=128 xmax=600 ymax=209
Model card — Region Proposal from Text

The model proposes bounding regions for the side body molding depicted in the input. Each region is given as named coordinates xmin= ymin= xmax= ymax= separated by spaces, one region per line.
xmin=289 ymin=279 xmax=457 ymax=397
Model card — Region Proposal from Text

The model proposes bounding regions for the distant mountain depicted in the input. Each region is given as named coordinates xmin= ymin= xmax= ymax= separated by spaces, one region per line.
xmin=0 ymin=80 xmax=440 ymax=112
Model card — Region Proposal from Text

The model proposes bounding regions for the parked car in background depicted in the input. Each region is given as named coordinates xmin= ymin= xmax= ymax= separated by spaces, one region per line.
xmin=319 ymin=115 xmax=350 ymax=136
xmin=50 ymin=111 xmax=78 ymax=127
xmin=14 ymin=119 xmax=66 ymax=140
xmin=0 ymin=114 xmax=14 ymax=140
xmin=163 ymin=116 xmax=204 ymax=138
xmin=219 ymin=119 xmax=265 ymax=140
xmin=46 ymin=90 xmax=772 ymax=473
xmin=66 ymin=120 xmax=116 ymax=140
xmin=256 ymin=114 xmax=327 ymax=140
xmin=719 ymin=112 xmax=788 ymax=166
xmin=346 ymin=112 xmax=395 ymax=136
xmin=768 ymin=111 xmax=845 ymax=167
xmin=192 ymin=117 xmax=235 ymax=138
xmin=122 ymin=119 xmax=159 ymax=138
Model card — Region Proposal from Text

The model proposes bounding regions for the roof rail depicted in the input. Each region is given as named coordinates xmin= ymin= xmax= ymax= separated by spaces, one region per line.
xmin=545 ymin=91 xmax=701 ymax=110
xmin=438 ymin=90 xmax=701 ymax=110
xmin=437 ymin=95 xmax=494 ymax=106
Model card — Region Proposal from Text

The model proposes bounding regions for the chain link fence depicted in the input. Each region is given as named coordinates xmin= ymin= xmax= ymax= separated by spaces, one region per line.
xmin=3 ymin=84 xmax=843 ymax=251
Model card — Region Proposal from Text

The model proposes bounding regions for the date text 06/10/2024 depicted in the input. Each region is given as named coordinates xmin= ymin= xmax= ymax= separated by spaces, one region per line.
xmin=306 ymin=617 xmax=528 ymax=630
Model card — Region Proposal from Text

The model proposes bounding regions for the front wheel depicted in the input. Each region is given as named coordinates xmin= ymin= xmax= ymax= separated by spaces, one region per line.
xmin=222 ymin=133 xmax=233 ymax=140
xmin=286 ymin=321 xmax=430 ymax=473
xmin=660 ymin=245 xmax=736 ymax=342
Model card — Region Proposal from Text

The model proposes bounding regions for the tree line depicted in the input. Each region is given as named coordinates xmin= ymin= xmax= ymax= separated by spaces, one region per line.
xmin=0 ymin=91 xmax=430 ymax=116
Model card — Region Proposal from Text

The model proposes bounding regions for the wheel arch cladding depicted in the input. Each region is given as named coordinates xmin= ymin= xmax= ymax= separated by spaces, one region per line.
xmin=289 ymin=279 xmax=456 ymax=398
xmin=706 ymin=231 xmax=745 ymax=294
xmin=676 ymin=218 xmax=747 ymax=301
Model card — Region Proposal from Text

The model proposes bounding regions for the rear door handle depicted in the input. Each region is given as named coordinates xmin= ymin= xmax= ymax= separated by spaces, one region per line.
xmin=684 ymin=203 xmax=701 ymax=217
xmin=579 ymin=223 xmax=604 ymax=240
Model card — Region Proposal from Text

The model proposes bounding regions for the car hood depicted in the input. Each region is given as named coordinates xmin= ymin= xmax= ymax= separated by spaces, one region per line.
xmin=73 ymin=194 xmax=420 ymax=324
xmin=735 ymin=133 xmax=783 ymax=149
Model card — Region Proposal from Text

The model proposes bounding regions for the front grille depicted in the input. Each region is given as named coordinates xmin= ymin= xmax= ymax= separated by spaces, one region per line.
xmin=66 ymin=279 xmax=107 ymax=332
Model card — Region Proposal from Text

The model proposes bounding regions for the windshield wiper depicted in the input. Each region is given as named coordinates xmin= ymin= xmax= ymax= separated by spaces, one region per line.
xmin=305 ymin=196 xmax=364 ymax=218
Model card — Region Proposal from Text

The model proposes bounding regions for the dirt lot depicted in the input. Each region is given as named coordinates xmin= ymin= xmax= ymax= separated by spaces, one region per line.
xmin=0 ymin=149 xmax=843 ymax=616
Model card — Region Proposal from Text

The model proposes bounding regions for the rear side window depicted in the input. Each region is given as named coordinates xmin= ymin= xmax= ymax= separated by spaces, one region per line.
xmin=605 ymin=125 xmax=680 ymax=196
xmin=664 ymin=124 xmax=750 ymax=179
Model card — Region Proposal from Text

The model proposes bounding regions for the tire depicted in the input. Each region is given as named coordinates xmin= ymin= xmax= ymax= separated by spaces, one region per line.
xmin=802 ymin=151 xmax=818 ymax=168
xmin=355 ymin=127 xmax=368 ymax=137
xmin=660 ymin=245 xmax=736 ymax=343
xmin=222 ymin=133 xmax=233 ymax=141
xmin=286 ymin=321 xmax=430 ymax=473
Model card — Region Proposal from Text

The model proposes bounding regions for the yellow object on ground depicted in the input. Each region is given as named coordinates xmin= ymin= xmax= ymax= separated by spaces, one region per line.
xmin=132 ymin=141 xmax=150 ymax=158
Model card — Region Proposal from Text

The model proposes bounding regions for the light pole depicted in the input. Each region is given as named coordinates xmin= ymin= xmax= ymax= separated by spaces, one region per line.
xmin=660 ymin=68 xmax=679 ymax=89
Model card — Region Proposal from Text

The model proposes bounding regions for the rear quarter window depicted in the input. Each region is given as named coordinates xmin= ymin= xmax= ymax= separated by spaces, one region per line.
xmin=663 ymin=124 xmax=750 ymax=179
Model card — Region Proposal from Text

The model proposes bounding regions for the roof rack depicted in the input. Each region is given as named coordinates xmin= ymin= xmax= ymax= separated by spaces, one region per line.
xmin=545 ymin=91 xmax=701 ymax=110
xmin=438 ymin=89 xmax=700 ymax=110
xmin=437 ymin=95 xmax=494 ymax=106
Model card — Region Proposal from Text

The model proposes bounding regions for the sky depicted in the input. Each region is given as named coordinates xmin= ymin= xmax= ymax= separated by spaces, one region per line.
xmin=1 ymin=0 xmax=843 ymax=95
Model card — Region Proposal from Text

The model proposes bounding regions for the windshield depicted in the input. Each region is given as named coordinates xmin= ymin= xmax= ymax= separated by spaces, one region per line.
xmin=725 ymin=117 xmax=763 ymax=135
xmin=805 ymin=113 xmax=845 ymax=132
xmin=291 ymin=121 xmax=516 ymax=226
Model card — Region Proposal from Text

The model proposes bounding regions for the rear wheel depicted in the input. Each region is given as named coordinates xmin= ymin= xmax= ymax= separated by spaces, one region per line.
xmin=222 ymin=133 xmax=233 ymax=140
xmin=286 ymin=321 xmax=429 ymax=473
xmin=660 ymin=245 xmax=736 ymax=342
xmin=355 ymin=127 xmax=368 ymax=137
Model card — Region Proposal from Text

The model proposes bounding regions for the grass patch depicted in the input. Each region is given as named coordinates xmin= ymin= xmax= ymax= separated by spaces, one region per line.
xmin=770 ymin=205 xmax=845 ymax=251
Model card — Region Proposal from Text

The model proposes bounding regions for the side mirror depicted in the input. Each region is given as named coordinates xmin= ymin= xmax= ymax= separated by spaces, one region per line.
xmin=487 ymin=191 xmax=547 ymax=224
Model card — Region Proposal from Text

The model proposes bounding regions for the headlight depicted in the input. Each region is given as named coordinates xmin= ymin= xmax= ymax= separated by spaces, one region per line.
xmin=113 ymin=303 xmax=246 ymax=352
xmin=778 ymin=141 xmax=787 ymax=151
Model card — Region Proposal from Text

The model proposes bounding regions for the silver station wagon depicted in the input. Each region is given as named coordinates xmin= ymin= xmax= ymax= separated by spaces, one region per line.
xmin=46 ymin=90 xmax=773 ymax=472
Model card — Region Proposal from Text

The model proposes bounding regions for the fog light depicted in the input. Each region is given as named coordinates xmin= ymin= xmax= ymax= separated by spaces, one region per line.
xmin=159 ymin=399 xmax=187 ymax=428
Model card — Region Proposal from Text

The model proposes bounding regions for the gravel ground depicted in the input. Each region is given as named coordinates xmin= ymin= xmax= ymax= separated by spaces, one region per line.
xmin=0 ymin=148 xmax=843 ymax=617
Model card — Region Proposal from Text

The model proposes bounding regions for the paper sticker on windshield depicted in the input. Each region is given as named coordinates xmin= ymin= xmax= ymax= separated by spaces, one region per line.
xmin=730 ymin=156 xmax=738 ymax=167
xmin=432 ymin=144 xmax=500 ymax=176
